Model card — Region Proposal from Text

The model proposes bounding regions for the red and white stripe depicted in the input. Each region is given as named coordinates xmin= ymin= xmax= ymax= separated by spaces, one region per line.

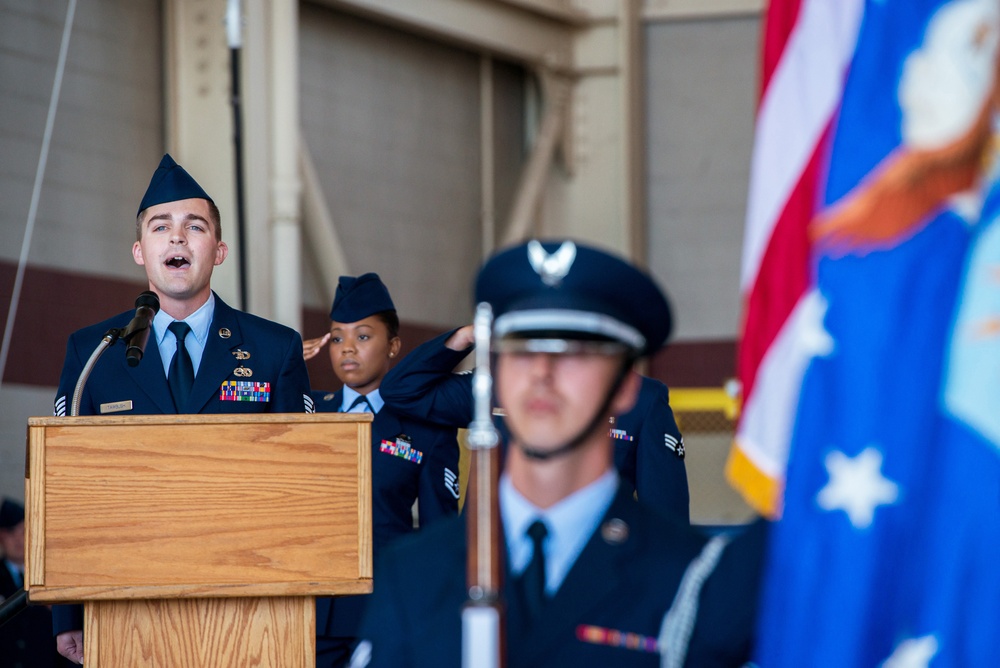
xmin=727 ymin=0 xmax=864 ymax=516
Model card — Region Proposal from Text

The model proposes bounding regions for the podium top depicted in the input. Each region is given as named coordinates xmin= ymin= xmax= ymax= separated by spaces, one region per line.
xmin=25 ymin=412 xmax=373 ymax=602
xmin=27 ymin=412 xmax=373 ymax=427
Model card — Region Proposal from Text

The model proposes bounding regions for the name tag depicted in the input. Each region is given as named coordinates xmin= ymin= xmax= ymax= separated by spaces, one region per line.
xmin=100 ymin=400 xmax=133 ymax=414
xmin=220 ymin=381 xmax=271 ymax=402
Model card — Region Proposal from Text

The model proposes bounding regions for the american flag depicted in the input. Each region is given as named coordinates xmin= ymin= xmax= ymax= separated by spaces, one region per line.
xmin=727 ymin=0 xmax=864 ymax=516
xmin=734 ymin=0 xmax=1000 ymax=664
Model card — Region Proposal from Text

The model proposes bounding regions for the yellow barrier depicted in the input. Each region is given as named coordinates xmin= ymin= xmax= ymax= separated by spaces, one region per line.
xmin=670 ymin=385 xmax=741 ymax=421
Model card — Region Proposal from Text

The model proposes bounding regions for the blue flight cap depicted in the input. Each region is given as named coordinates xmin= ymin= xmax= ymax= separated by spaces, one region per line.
xmin=330 ymin=273 xmax=396 ymax=323
xmin=137 ymin=154 xmax=214 ymax=216
xmin=475 ymin=239 xmax=673 ymax=356
xmin=0 ymin=497 xmax=24 ymax=529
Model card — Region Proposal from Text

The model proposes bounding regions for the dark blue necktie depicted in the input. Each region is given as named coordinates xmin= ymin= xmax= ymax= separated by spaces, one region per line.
xmin=521 ymin=520 xmax=548 ymax=622
xmin=347 ymin=394 xmax=373 ymax=413
xmin=167 ymin=321 xmax=194 ymax=411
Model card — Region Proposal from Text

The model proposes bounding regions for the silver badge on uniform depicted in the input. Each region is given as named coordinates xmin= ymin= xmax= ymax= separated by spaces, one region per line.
xmin=444 ymin=468 xmax=460 ymax=499
xmin=601 ymin=518 xmax=629 ymax=544
xmin=665 ymin=433 xmax=685 ymax=459
xmin=219 ymin=327 xmax=232 ymax=339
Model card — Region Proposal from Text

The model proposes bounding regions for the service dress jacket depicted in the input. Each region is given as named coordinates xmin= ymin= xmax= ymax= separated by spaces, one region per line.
xmin=354 ymin=485 xmax=742 ymax=668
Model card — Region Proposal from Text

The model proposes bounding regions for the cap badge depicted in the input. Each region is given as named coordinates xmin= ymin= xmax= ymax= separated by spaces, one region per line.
xmin=528 ymin=240 xmax=576 ymax=286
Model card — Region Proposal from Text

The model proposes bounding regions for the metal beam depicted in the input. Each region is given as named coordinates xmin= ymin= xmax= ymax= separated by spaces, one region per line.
xmin=269 ymin=0 xmax=303 ymax=332
xmin=501 ymin=75 xmax=571 ymax=246
xmin=311 ymin=0 xmax=576 ymax=70
xmin=643 ymin=0 xmax=763 ymax=21
xmin=300 ymin=140 xmax=350 ymax=308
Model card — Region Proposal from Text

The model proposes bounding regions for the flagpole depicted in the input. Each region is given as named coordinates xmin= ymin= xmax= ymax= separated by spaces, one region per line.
xmin=226 ymin=0 xmax=249 ymax=311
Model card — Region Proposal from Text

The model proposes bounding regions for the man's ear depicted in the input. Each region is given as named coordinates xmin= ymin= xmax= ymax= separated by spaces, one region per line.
xmin=215 ymin=241 xmax=229 ymax=266
xmin=132 ymin=241 xmax=145 ymax=266
xmin=609 ymin=367 xmax=640 ymax=417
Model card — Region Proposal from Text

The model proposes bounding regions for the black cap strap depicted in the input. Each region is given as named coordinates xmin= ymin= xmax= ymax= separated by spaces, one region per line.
xmin=516 ymin=356 xmax=636 ymax=462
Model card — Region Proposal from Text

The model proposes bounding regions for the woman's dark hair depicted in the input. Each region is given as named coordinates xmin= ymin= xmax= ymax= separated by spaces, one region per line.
xmin=373 ymin=309 xmax=400 ymax=339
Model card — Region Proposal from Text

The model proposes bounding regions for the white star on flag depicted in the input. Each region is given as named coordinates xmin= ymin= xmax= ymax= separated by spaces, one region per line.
xmin=817 ymin=446 xmax=899 ymax=528
xmin=881 ymin=635 xmax=939 ymax=668
xmin=799 ymin=290 xmax=836 ymax=359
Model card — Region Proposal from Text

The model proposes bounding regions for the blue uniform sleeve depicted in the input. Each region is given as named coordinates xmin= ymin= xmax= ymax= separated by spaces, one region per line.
xmin=51 ymin=602 xmax=84 ymax=637
xmin=269 ymin=330 xmax=313 ymax=412
xmin=415 ymin=425 xmax=461 ymax=526
xmin=381 ymin=329 xmax=475 ymax=428
xmin=54 ymin=333 xmax=92 ymax=417
xmin=633 ymin=378 xmax=690 ymax=524
xmin=354 ymin=550 xmax=415 ymax=668
xmin=685 ymin=518 xmax=769 ymax=667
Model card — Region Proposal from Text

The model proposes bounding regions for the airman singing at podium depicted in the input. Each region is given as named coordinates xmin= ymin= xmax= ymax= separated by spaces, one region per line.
xmin=51 ymin=154 xmax=313 ymax=664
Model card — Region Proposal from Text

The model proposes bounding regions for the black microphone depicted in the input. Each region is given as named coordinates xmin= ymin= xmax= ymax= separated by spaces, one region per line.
xmin=123 ymin=291 xmax=160 ymax=367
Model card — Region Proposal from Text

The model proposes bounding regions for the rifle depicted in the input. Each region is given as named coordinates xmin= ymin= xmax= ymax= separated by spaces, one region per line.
xmin=461 ymin=303 xmax=504 ymax=668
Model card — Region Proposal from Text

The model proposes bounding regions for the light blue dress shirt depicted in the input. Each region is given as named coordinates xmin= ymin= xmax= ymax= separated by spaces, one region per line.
xmin=341 ymin=386 xmax=385 ymax=414
xmin=154 ymin=293 xmax=215 ymax=377
xmin=500 ymin=468 xmax=618 ymax=595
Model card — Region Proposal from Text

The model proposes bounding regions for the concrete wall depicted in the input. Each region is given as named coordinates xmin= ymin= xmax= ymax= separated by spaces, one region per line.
xmin=645 ymin=15 xmax=758 ymax=342
xmin=0 ymin=0 xmax=163 ymax=277
xmin=299 ymin=4 xmax=525 ymax=329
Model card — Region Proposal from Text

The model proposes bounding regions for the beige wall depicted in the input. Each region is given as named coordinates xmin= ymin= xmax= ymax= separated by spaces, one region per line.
xmin=0 ymin=0 xmax=163 ymax=278
xmin=645 ymin=15 xmax=758 ymax=341
xmin=299 ymin=4 xmax=526 ymax=328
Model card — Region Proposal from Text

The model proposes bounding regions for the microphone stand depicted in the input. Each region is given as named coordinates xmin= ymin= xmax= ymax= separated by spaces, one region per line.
xmin=70 ymin=328 xmax=122 ymax=417
xmin=462 ymin=303 xmax=504 ymax=668
xmin=0 ymin=588 xmax=27 ymax=629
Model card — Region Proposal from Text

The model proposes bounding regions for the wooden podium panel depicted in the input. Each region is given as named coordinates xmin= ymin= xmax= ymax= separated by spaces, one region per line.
xmin=85 ymin=598 xmax=314 ymax=667
xmin=25 ymin=413 xmax=373 ymax=601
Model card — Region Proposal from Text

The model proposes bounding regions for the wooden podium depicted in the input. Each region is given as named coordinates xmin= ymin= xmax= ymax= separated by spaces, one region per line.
xmin=23 ymin=413 xmax=373 ymax=667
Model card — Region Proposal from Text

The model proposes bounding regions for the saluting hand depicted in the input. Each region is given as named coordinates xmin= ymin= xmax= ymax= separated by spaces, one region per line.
xmin=444 ymin=325 xmax=475 ymax=351
xmin=302 ymin=332 xmax=331 ymax=361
